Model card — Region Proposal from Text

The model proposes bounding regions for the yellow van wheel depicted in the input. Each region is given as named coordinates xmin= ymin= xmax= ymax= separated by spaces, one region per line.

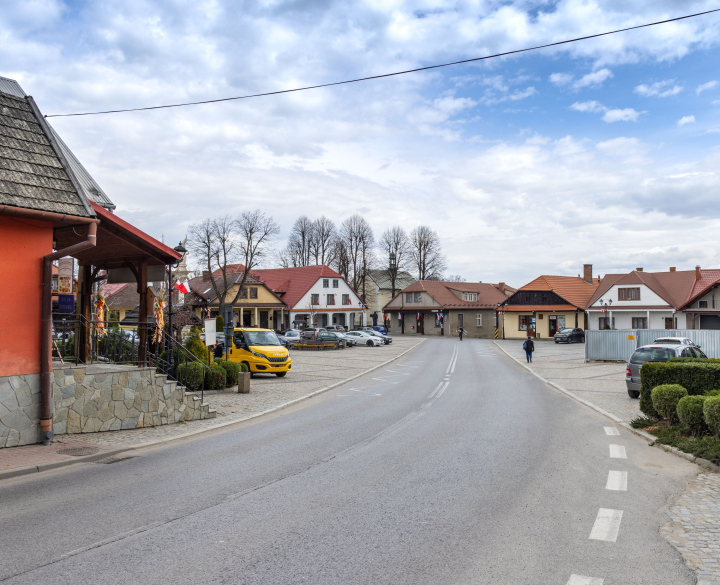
xmin=276 ymin=372 xmax=287 ymax=378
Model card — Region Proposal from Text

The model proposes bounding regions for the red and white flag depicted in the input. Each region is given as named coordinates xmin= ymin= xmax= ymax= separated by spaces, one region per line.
xmin=174 ymin=281 xmax=189 ymax=294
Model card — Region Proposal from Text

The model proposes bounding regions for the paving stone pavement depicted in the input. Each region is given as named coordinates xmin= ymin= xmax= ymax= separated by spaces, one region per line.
xmin=496 ymin=338 xmax=720 ymax=583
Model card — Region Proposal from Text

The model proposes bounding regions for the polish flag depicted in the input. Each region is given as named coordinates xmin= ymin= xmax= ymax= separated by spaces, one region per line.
xmin=174 ymin=282 xmax=189 ymax=294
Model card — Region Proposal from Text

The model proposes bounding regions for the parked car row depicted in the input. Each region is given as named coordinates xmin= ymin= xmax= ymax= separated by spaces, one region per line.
xmin=277 ymin=327 xmax=393 ymax=348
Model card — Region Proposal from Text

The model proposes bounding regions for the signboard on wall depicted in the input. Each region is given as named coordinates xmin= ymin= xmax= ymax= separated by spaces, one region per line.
xmin=204 ymin=318 xmax=216 ymax=346
xmin=58 ymin=275 xmax=72 ymax=294
xmin=57 ymin=294 xmax=75 ymax=313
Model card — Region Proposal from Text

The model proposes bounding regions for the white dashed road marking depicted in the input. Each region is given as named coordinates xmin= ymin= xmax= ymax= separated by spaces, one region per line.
xmin=604 ymin=426 xmax=620 ymax=436
xmin=567 ymin=575 xmax=604 ymax=585
xmin=606 ymin=470 xmax=628 ymax=491
xmin=609 ymin=444 xmax=627 ymax=459
xmin=589 ymin=508 xmax=623 ymax=542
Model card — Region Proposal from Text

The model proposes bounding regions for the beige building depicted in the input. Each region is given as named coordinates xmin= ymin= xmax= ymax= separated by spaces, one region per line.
xmin=364 ymin=269 xmax=416 ymax=326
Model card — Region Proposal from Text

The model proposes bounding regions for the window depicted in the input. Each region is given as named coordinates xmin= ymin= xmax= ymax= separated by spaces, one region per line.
xmin=435 ymin=313 xmax=443 ymax=327
xmin=463 ymin=292 xmax=478 ymax=302
xmin=250 ymin=287 xmax=258 ymax=299
xmin=599 ymin=317 xmax=615 ymax=330
xmin=333 ymin=279 xmax=339 ymax=288
xmin=519 ymin=316 xmax=530 ymax=331
xmin=323 ymin=279 xmax=329 ymax=288
xmin=311 ymin=294 xmax=319 ymax=305
xmin=342 ymin=294 xmax=350 ymax=305
xmin=699 ymin=300 xmax=709 ymax=309
xmin=414 ymin=292 xmax=422 ymax=303
xmin=541 ymin=293 xmax=548 ymax=303
xmin=618 ymin=287 xmax=641 ymax=301
xmin=405 ymin=292 xmax=413 ymax=303
xmin=457 ymin=314 xmax=464 ymax=328
xmin=238 ymin=287 xmax=248 ymax=299
xmin=632 ymin=317 xmax=647 ymax=329
xmin=476 ymin=314 xmax=482 ymax=327
xmin=681 ymin=348 xmax=694 ymax=358
xmin=52 ymin=276 xmax=58 ymax=292
xmin=524 ymin=293 xmax=531 ymax=302
xmin=327 ymin=294 xmax=335 ymax=305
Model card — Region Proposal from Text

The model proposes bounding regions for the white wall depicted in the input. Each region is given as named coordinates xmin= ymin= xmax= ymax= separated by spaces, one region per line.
xmin=590 ymin=284 xmax=668 ymax=308
xmin=292 ymin=277 xmax=365 ymax=326
xmin=587 ymin=310 xmax=687 ymax=329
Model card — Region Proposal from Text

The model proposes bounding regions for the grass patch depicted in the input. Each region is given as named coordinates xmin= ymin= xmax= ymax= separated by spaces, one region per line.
xmin=630 ymin=415 xmax=658 ymax=429
xmin=646 ymin=425 xmax=720 ymax=466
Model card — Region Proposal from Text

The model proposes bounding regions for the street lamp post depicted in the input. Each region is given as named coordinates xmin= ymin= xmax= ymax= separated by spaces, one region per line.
xmin=598 ymin=298 xmax=612 ymax=329
xmin=168 ymin=242 xmax=187 ymax=345
xmin=388 ymin=251 xmax=397 ymax=330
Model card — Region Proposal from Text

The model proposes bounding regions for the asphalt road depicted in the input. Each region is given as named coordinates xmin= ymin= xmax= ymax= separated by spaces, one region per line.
xmin=0 ymin=339 xmax=697 ymax=584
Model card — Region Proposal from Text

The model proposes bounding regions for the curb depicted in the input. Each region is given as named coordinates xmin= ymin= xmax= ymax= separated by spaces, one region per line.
xmin=0 ymin=340 xmax=426 ymax=482
xmin=493 ymin=340 xmax=720 ymax=473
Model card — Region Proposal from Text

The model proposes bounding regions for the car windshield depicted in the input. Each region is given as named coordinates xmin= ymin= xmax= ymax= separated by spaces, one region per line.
xmin=559 ymin=329 xmax=574 ymax=334
xmin=630 ymin=347 xmax=675 ymax=364
xmin=244 ymin=331 xmax=282 ymax=346
xmin=653 ymin=338 xmax=682 ymax=344
xmin=285 ymin=331 xmax=300 ymax=338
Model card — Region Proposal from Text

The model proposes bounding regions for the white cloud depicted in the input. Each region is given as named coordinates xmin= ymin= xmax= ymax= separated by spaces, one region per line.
xmin=571 ymin=101 xmax=641 ymax=123
xmin=509 ymin=87 xmax=536 ymax=101
xmin=573 ymin=68 xmax=613 ymax=89
xmin=678 ymin=115 xmax=696 ymax=126
xmin=570 ymin=100 xmax=605 ymax=113
xmin=697 ymin=81 xmax=718 ymax=95
xmin=549 ymin=73 xmax=573 ymax=86
xmin=706 ymin=129 xmax=720 ymax=134
xmin=634 ymin=80 xmax=683 ymax=97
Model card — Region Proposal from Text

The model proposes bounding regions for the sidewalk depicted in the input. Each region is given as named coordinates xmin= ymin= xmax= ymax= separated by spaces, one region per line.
xmin=0 ymin=338 xmax=424 ymax=479
xmin=495 ymin=338 xmax=720 ymax=585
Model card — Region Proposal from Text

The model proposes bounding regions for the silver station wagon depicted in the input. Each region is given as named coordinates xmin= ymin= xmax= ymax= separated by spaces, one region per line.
xmin=626 ymin=342 xmax=708 ymax=399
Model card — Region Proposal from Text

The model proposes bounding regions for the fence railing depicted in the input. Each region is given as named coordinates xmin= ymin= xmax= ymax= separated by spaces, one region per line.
xmin=51 ymin=313 xmax=211 ymax=396
xmin=585 ymin=329 xmax=720 ymax=361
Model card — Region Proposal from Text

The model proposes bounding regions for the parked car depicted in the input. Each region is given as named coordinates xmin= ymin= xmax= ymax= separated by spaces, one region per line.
xmin=337 ymin=332 xmax=357 ymax=347
xmin=372 ymin=325 xmax=388 ymax=335
xmin=301 ymin=327 xmax=327 ymax=340
xmin=554 ymin=328 xmax=585 ymax=343
xmin=327 ymin=325 xmax=347 ymax=333
xmin=355 ymin=326 xmax=375 ymax=333
xmin=626 ymin=343 xmax=708 ymax=398
xmin=316 ymin=331 xmax=347 ymax=348
xmin=653 ymin=337 xmax=699 ymax=347
xmin=345 ymin=330 xmax=382 ymax=346
xmin=369 ymin=330 xmax=392 ymax=344
xmin=278 ymin=330 xmax=302 ymax=347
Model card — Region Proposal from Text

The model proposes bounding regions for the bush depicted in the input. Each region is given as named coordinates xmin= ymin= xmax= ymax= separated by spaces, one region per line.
xmin=669 ymin=357 xmax=720 ymax=363
xmin=651 ymin=384 xmax=687 ymax=423
xmin=216 ymin=315 xmax=224 ymax=332
xmin=704 ymin=396 xmax=720 ymax=438
xmin=640 ymin=362 xmax=720 ymax=417
xmin=184 ymin=327 xmax=209 ymax=362
xmin=177 ymin=362 xmax=205 ymax=390
xmin=213 ymin=359 xmax=241 ymax=387
xmin=239 ymin=362 xmax=249 ymax=373
xmin=677 ymin=395 xmax=708 ymax=436
xmin=206 ymin=365 xmax=227 ymax=390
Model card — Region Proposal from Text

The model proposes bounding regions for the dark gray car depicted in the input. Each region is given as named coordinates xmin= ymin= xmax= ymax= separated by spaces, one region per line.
xmin=554 ymin=328 xmax=585 ymax=343
xmin=625 ymin=343 xmax=708 ymax=398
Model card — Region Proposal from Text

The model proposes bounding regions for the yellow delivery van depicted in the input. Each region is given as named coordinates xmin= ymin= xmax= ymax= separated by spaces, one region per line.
xmin=227 ymin=328 xmax=291 ymax=377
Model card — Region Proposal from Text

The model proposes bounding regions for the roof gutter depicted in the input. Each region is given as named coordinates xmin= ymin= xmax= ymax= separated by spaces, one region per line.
xmin=40 ymin=219 xmax=99 ymax=445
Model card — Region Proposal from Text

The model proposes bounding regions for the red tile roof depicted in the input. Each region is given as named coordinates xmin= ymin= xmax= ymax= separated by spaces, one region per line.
xmin=250 ymin=265 xmax=351 ymax=310
xmin=518 ymin=275 xmax=600 ymax=309
xmin=683 ymin=269 xmax=720 ymax=307
xmin=385 ymin=280 xmax=511 ymax=310
xmin=588 ymin=269 xmax=698 ymax=309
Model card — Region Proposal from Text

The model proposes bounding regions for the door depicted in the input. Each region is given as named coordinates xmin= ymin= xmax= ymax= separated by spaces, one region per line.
xmin=701 ymin=314 xmax=720 ymax=330
xmin=549 ymin=316 xmax=558 ymax=337
xmin=417 ymin=313 xmax=424 ymax=335
xmin=260 ymin=311 xmax=269 ymax=329
xmin=665 ymin=317 xmax=675 ymax=329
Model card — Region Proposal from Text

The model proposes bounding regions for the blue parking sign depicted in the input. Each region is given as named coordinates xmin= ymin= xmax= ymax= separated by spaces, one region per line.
xmin=58 ymin=294 xmax=75 ymax=313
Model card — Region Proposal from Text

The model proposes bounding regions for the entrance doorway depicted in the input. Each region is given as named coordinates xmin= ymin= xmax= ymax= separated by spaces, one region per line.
xmin=260 ymin=311 xmax=268 ymax=329
xmin=549 ymin=315 xmax=557 ymax=337
xmin=417 ymin=313 xmax=424 ymax=334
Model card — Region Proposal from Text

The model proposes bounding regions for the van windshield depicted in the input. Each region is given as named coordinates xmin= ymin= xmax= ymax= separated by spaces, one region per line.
xmin=245 ymin=331 xmax=281 ymax=347
xmin=630 ymin=347 xmax=674 ymax=364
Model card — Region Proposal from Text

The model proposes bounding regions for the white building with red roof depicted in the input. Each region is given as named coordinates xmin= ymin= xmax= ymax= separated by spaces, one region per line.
xmin=251 ymin=265 xmax=366 ymax=329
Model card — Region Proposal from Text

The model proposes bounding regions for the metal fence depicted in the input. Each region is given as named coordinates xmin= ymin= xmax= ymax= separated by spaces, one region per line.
xmin=586 ymin=329 xmax=720 ymax=361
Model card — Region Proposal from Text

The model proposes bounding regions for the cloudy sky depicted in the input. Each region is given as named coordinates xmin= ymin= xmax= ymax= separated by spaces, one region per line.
xmin=3 ymin=0 xmax=720 ymax=286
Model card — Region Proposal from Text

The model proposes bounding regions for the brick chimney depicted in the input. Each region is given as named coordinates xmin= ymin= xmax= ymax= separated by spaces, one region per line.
xmin=583 ymin=264 xmax=593 ymax=284
xmin=498 ymin=282 xmax=505 ymax=294
xmin=202 ymin=271 xmax=211 ymax=281
xmin=696 ymin=265 xmax=701 ymax=279
xmin=636 ymin=267 xmax=643 ymax=272
xmin=669 ymin=267 xmax=676 ymax=272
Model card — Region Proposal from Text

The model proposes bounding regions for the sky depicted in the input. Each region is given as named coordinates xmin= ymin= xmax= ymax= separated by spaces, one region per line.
xmin=3 ymin=0 xmax=720 ymax=287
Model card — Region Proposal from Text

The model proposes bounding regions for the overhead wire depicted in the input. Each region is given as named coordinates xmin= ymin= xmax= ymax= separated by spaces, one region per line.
xmin=45 ymin=8 xmax=720 ymax=118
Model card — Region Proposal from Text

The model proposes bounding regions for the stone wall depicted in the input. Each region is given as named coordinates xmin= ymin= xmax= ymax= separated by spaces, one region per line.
xmin=0 ymin=365 xmax=215 ymax=448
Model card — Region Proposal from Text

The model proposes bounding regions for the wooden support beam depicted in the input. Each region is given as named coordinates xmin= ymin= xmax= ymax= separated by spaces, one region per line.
xmin=80 ymin=264 xmax=92 ymax=362
xmin=138 ymin=260 xmax=148 ymax=366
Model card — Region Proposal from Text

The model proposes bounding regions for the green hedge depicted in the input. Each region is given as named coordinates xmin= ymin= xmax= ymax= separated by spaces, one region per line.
xmin=677 ymin=395 xmax=708 ymax=436
xmin=704 ymin=397 xmax=720 ymax=438
xmin=213 ymin=360 xmax=242 ymax=387
xmin=177 ymin=362 xmax=205 ymax=390
xmin=669 ymin=357 xmax=720 ymax=363
xmin=206 ymin=365 xmax=227 ymax=390
xmin=640 ymin=362 xmax=720 ymax=417
xmin=651 ymin=384 xmax=687 ymax=423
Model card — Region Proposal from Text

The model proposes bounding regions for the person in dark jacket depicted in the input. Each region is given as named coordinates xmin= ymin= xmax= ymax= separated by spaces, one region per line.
xmin=522 ymin=336 xmax=535 ymax=363
xmin=457 ymin=327 xmax=466 ymax=341
xmin=213 ymin=342 xmax=225 ymax=359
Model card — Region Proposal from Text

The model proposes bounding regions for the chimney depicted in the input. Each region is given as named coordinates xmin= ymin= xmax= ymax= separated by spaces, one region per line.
xmin=498 ymin=282 xmax=505 ymax=293
xmin=202 ymin=271 xmax=211 ymax=281
xmin=636 ymin=267 xmax=643 ymax=272
xmin=583 ymin=264 xmax=593 ymax=284
xmin=669 ymin=267 xmax=676 ymax=272
xmin=696 ymin=265 xmax=701 ymax=279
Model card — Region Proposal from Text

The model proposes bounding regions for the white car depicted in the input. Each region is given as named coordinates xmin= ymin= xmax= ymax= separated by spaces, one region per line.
xmin=346 ymin=330 xmax=382 ymax=346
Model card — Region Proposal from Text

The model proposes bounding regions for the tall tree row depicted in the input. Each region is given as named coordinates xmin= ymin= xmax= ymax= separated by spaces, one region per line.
xmin=409 ymin=225 xmax=447 ymax=281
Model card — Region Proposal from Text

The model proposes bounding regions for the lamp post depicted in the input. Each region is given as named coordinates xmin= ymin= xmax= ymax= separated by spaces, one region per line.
xmin=168 ymin=243 xmax=187 ymax=371
xmin=388 ymin=251 xmax=397 ymax=330
xmin=598 ymin=298 xmax=612 ymax=329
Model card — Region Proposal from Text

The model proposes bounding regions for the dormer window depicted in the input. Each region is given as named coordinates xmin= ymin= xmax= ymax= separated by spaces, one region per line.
xmin=699 ymin=300 xmax=708 ymax=309
xmin=463 ymin=292 xmax=477 ymax=302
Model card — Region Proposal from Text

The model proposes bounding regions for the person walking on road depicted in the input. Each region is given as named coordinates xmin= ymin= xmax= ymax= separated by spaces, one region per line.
xmin=523 ymin=336 xmax=535 ymax=363
xmin=457 ymin=327 xmax=466 ymax=341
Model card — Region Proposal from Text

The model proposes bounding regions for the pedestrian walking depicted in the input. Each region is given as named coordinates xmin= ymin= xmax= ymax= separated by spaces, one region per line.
xmin=457 ymin=327 xmax=466 ymax=341
xmin=523 ymin=336 xmax=535 ymax=363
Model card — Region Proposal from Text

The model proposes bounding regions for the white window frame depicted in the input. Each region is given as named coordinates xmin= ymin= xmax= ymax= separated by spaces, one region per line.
xmin=323 ymin=279 xmax=329 ymax=288
xmin=476 ymin=314 xmax=482 ymax=327
xmin=333 ymin=279 xmax=339 ymax=288
xmin=464 ymin=292 xmax=478 ymax=302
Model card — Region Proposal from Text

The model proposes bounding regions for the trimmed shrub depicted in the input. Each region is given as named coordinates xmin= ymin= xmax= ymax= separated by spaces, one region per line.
xmin=669 ymin=357 xmax=720 ymax=363
xmin=216 ymin=315 xmax=224 ymax=332
xmin=651 ymin=384 xmax=687 ymax=423
xmin=677 ymin=395 xmax=708 ymax=436
xmin=177 ymin=362 xmax=205 ymax=390
xmin=184 ymin=327 xmax=210 ymax=362
xmin=640 ymin=362 xmax=720 ymax=417
xmin=213 ymin=360 xmax=241 ymax=387
xmin=239 ymin=362 xmax=249 ymax=373
xmin=206 ymin=365 xmax=227 ymax=390
xmin=704 ymin=396 xmax=720 ymax=438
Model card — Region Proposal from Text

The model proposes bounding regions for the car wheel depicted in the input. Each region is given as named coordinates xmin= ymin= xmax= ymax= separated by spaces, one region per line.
xmin=628 ymin=389 xmax=640 ymax=399
xmin=276 ymin=372 xmax=287 ymax=378
xmin=554 ymin=340 xmax=559 ymax=344
xmin=367 ymin=340 xmax=373 ymax=346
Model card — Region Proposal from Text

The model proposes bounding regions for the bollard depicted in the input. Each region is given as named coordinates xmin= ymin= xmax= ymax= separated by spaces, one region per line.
xmin=237 ymin=371 xmax=251 ymax=394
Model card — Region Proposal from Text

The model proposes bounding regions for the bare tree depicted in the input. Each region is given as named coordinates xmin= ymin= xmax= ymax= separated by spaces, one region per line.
xmin=339 ymin=214 xmax=375 ymax=298
xmin=331 ymin=238 xmax=350 ymax=282
xmin=409 ymin=225 xmax=446 ymax=281
xmin=446 ymin=274 xmax=466 ymax=282
xmin=378 ymin=226 xmax=410 ymax=299
xmin=281 ymin=216 xmax=314 ymax=267
xmin=309 ymin=216 xmax=336 ymax=265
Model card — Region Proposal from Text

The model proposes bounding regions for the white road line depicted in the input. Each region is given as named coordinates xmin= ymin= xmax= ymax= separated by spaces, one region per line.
xmin=450 ymin=350 xmax=458 ymax=374
xmin=609 ymin=444 xmax=627 ymax=459
xmin=606 ymin=470 xmax=628 ymax=491
xmin=589 ymin=508 xmax=623 ymax=542
xmin=446 ymin=345 xmax=458 ymax=374
xmin=567 ymin=575 xmax=604 ymax=585
xmin=435 ymin=381 xmax=450 ymax=399
xmin=428 ymin=381 xmax=444 ymax=400
xmin=604 ymin=426 xmax=620 ymax=436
